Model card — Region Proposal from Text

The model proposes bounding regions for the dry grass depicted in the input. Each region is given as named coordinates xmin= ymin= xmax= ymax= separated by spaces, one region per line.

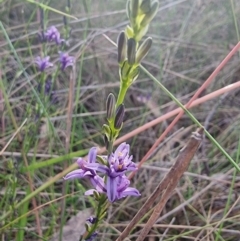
xmin=1 ymin=0 xmax=240 ymax=240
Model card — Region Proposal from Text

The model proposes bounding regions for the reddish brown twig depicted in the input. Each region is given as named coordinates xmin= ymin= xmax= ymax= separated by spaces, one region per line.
xmin=128 ymin=41 xmax=240 ymax=180
xmin=116 ymin=128 xmax=203 ymax=241
xmin=136 ymin=128 xmax=203 ymax=241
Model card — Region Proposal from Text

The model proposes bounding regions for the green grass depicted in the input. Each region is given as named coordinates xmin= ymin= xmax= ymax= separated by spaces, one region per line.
xmin=1 ymin=0 xmax=240 ymax=240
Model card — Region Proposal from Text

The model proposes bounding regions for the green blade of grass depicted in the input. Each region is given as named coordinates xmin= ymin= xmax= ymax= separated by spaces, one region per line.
xmin=25 ymin=0 xmax=77 ymax=20
xmin=140 ymin=65 xmax=240 ymax=172
xmin=20 ymin=149 xmax=88 ymax=172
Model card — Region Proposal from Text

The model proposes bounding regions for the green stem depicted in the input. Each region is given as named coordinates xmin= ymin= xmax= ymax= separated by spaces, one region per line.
xmin=82 ymin=195 xmax=108 ymax=241
xmin=107 ymin=140 xmax=114 ymax=157
xmin=140 ymin=65 xmax=240 ymax=172
xmin=116 ymin=81 xmax=129 ymax=106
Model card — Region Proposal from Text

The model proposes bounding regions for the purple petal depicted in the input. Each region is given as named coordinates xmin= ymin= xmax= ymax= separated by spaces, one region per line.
xmin=117 ymin=175 xmax=130 ymax=192
xmin=109 ymin=169 xmax=126 ymax=178
xmin=63 ymin=169 xmax=87 ymax=180
xmin=87 ymin=163 xmax=109 ymax=174
xmin=125 ymin=159 xmax=137 ymax=171
xmin=59 ymin=52 xmax=74 ymax=71
xmin=76 ymin=157 xmax=85 ymax=167
xmin=44 ymin=26 xmax=63 ymax=45
xmin=107 ymin=176 xmax=118 ymax=202
xmin=88 ymin=147 xmax=97 ymax=163
xmin=114 ymin=143 xmax=127 ymax=159
xmin=85 ymin=189 xmax=95 ymax=196
xmin=118 ymin=187 xmax=141 ymax=199
xmin=34 ymin=56 xmax=53 ymax=72
xmin=90 ymin=175 xmax=106 ymax=193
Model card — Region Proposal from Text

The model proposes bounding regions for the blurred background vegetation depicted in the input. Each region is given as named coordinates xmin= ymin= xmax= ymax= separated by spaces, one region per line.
xmin=1 ymin=0 xmax=240 ymax=240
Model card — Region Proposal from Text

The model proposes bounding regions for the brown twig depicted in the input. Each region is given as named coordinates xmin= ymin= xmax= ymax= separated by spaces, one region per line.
xmin=1 ymin=81 xmax=240 ymax=160
xmin=128 ymin=41 xmax=240 ymax=180
xmin=136 ymin=128 xmax=203 ymax=241
xmin=116 ymin=128 xmax=203 ymax=241
xmin=115 ymin=81 xmax=240 ymax=147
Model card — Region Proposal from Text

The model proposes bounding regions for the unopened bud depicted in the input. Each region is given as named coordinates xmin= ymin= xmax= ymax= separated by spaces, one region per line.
xmin=127 ymin=38 xmax=136 ymax=65
xmin=120 ymin=60 xmax=130 ymax=81
xmin=117 ymin=32 xmax=127 ymax=64
xmin=126 ymin=0 xmax=131 ymax=19
xmin=135 ymin=24 xmax=149 ymax=42
xmin=85 ymin=223 xmax=91 ymax=232
xmin=40 ymin=8 xmax=44 ymax=31
xmin=125 ymin=25 xmax=134 ymax=38
xmin=131 ymin=0 xmax=139 ymax=19
xmin=86 ymin=216 xmax=97 ymax=224
xmin=97 ymin=153 xmax=108 ymax=165
xmin=136 ymin=37 xmax=152 ymax=63
xmin=128 ymin=66 xmax=139 ymax=83
xmin=93 ymin=190 xmax=100 ymax=200
xmin=67 ymin=0 xmax=71 ymax=9
xmin=106 ymin=93 xmax=116 ymax=119
xmin=104 ymin=134 xmax=109 ymax=151
xmin=114 ymin=104 xmax=125 ymax=129
xmin=63 ymin=16 xmax=67 ymax=26
xmin=102 ymin=124 xmax=111 ymax=138
xmin=140 ymin=1 xmax=159 ymax=27
xmin=99 ymin=211 xmax=107 ymax=220
xmin=86 ymin=232 xmax=98 ymax=241
xmin=140 ymin=0 xmax=151 ymax=14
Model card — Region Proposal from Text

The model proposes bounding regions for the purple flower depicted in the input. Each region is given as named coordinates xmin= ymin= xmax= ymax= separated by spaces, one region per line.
xmin=35 ymin=56 xmax=53 ymax=72
xmin=88 ymin=143 xmax=137 ymax=178
xmin=87 ymin=143 xmax=140 ymax=202
xmin=86 ymin=216 xmax=97 ymax=224
xmin=64 ymin=143 xmax=140 ymax=202
xmin=59 ymin=52 xmax=74 ymax=71
xmin=85 ymin=232 xmax=98 ymax=241
xmin=85 ymin=174 xmax=140 ymax=202
xmin=37 ymin=77 xmax=52 ymax=95
xmin=63 ymin=147 xmax=97 ymax=181
xmin=44 ymin=26 xmax=64 ymax=45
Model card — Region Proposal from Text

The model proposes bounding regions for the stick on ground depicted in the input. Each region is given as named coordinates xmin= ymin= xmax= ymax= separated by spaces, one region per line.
xmin=117 ymin=127 xmax=203 ymax=241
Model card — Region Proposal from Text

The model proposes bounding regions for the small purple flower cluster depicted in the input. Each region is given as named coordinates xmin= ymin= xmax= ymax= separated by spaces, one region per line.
xmin=44 ymin=26 xmax=64 ymax=45
xmin=64 ymin=143 xmax=141 ymax=203
xmin=35 ymin=26 xmax=74 ymax=72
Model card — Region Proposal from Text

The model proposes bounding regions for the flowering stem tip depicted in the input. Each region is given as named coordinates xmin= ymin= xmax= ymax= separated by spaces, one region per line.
xmin=64 ymin=143 xmax=140 ymax=203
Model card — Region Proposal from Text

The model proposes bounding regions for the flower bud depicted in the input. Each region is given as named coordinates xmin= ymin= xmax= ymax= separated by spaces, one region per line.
xmin=85 ymin=222 xmax=91 ymax=232
xmin=140 ymin=1 xmax=159 ymax=27
xmin=97 ymin=153 xmax=108 ymax=165
xmin=125 ymin=25 xmax=134 ymax=38
xmin=99 ymin=211 xmax=107 ymax=220
xmin=135 ymin=24 xmax=149 ymax=42
xmin=93 ymin=190 xmax=100 ymax=200
xmin=114 ymin=104 xmax=125 ymax=129
xmin=131 ymin=0 xmax=139 ymax=19
xmin=140 ymin=0 xmax=151 ymax=14
xmin=63 ymin=16 xmax=67 ymax=26
xmin=102 ymin=123 xmax=111 ymax=134
xmin=126 ymin=0 xmax=131 ymax=19
xmin=85 ymin=232 xmax=98 ymax=241
xmin=104 ymin=134 xmax=109 ymax=151
xmin=128 ymin=66 xmax=139 ymax=83
xmin=127 ymin=38 xmax=136 ymax=65
xmin=106 ymin=93 xmax=116 ymax=120
xmin=120 ymin=60 xmax=130 ymax=81
xmin=86 ymin=216 xmax=97 ymax=224
xmin=117 ymin=32 xmax=127 ymax=64
xmin=136 ymin=37 xmax=152 ymax=63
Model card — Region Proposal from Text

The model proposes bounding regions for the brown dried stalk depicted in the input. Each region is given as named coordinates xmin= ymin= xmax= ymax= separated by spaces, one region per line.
xmin=116 ymin=127 xmax=203 ymax=241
